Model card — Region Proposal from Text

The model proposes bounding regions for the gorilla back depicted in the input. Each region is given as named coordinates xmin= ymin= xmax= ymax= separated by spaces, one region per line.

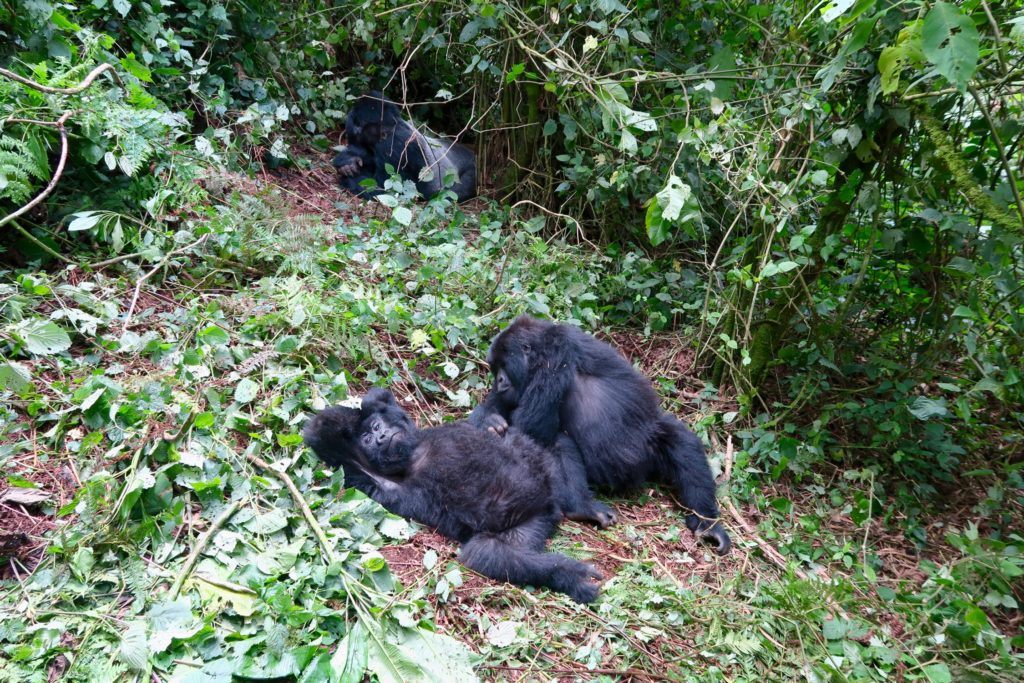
xmin=333 ymin=92 xmax=476 ymax=202
xmin=303 ymin=388 xmax=602 ymax=603
xmin=471 ymin=315 xmax=732 ymax=555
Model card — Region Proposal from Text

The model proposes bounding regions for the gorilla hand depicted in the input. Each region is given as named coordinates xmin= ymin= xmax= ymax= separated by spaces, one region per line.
xmin=480 ymin=411 xmax=509 ymax=437
xmin=698 ymin=521 xmax=732 ymax=556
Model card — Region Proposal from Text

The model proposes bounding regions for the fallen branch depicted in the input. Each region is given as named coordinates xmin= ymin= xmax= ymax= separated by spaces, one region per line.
xmin=169 ymin=497 xmax=245 ymax=599
xmin=245 ymin=454 xmax=338 ymax=565
xmin=0 ymin=62 xmax=123 ymax=95
xmin=0 ymin=112 xmax=71 ymax=230
xmin=123 ymin=234 xmax=209 ymax=326
xmin=723 ymin=497 xmax=831 ymax=583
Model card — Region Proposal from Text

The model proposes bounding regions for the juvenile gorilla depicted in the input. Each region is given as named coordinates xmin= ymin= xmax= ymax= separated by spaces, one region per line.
xmin=302 ymin=388 xmax=603 ymax=603
xmin=470 ymin=316 xmax=732 ymax=555
xmin=333 ymin=92 xmax=476 ymax=202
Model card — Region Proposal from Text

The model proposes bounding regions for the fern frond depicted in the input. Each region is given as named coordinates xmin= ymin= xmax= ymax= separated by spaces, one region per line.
xmin=0 ymin=133 xmax=50 ymax=203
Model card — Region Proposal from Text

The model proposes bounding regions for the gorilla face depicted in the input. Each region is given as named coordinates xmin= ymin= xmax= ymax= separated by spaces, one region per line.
xmin=486 ymin=315 xmax=546 ymax=410
xmin=357 ymin=389 xmax=417 ymax=475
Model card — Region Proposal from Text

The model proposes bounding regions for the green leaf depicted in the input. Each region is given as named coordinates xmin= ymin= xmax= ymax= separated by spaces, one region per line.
xmin=908 ymin=396 xmax=948 ymax=420
xmin=964 ymin=605 xmax=989 ymax=630
xmin=198 ymin=325 xmax=230 ymax=346
xmin=923 ymin=663 xmax=952 ymax=683
xmin=655 ymin=174 xmax=691 ymax=222
xmin=72 ymin=547 xmax=95 ymax=580
xmin=821 ymin=0 xmax=856 ymax=23
xmin=921 ymin=2 xmax=979 ymax=91
xmin=0 ymin=362 xmax=32 ymax=392
xmin=120 ymin=54 xmax=153 ymax=82
xmin=234 ymin=378 xmax=259 ymax=403
xmin=392 ymin=206 xmax=412 ymax=226
xmin=822 ymin=617 xmax=847 ymax=640
xmin=147 ymin=599 xmax=202 ymax=652
xmin=331 ymin=622 xmax=369 ymax=683
xmin=119 ymin=621 xmax=148 ymax=671
xmin=67 ymin=210 xmax=103 ymax=232
xmin=12 ymin=319 xmax=72 ymax=356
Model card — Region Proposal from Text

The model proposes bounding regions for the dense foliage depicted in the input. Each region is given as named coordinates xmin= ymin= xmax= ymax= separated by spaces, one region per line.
xmin=1 ymin=1 xmax=1021 ymax=681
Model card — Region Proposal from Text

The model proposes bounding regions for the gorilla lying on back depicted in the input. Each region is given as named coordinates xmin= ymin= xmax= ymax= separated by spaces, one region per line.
xmin=471 ymin=316 xmax=732 ymax=555
xmin=333 ymin=92 xmax=476 ymax=202
xmin=302 ymin=388 xmax=604 ymax=603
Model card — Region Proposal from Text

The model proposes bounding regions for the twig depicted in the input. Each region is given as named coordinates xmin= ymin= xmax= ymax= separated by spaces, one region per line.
xmin=245 ymin=454 xmax=337 ymax=565
xmin=723 ymin=433 xmax=734 ymax=483
xmin=9 ymin=219 xmax=73 ymax=263
xmin=723 ymin=497 xmax=830 ymax=582
xmin=169 ymin=497 xmax=244 ymax=598
xmin=0 ymin=112 xmax=71 ymax=230
xmin=0 ymin=62 xmax=123 ymax=94
xmin=123 ymin=234 xmax=209 ymax=326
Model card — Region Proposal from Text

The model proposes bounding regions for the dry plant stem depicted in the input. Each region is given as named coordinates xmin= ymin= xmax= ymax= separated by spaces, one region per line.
xmin=245 ymin=454 xmax=338 ymax=565
xmin=169 ymin=498 xmax=245 ymax=598
xmin=0 ymin=112 xmax=71 ymax=230
xmin=0 ymin=62 xmax=123 ymax=94
xmin=10 ymin=219 xmax=73 ymax=263
xmin=968 ymin=85 xmax=1024 ymax=227
xmin=123 ymin=234 xmax=209 ymax=326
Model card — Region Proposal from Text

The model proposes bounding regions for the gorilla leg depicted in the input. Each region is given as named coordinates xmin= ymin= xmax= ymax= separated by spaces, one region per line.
xmin=460 ymin=516 xmax=603 ymax=603
xmin=552 ymin=434 xmax=617 ymax=528
xmin=656 ymin=416 xmax=731 ymax=555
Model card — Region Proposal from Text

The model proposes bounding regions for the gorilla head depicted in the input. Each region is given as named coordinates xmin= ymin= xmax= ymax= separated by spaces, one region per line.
xmin=301 ymin=388 xmax=415 ymax=476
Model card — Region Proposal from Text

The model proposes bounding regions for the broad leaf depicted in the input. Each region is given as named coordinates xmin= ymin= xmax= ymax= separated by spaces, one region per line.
xmin=12 ymin=319 xmax=72 ymax=356
xmin=0 ymin=361 xmax=32 ymax=391
xmin=119 ymin=621 xmax=149 ymax=671
xmin=922 ymin=2 xmax=979 ymax=91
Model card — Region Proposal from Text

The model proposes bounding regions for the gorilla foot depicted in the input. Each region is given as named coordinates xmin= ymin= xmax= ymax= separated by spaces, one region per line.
xmin=567 ymin=501 xmax=618 ymax=529
xmin=558 ymin=562 xmax=604 ymax=604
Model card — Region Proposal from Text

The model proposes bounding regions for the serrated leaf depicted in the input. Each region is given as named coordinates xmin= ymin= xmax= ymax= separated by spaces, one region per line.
xmin=0 ymin=361 xmax=32 ymax=391
xmin=119 ymin=621 xmax=148 ymax=671
xmin=392 ymin=206 xmax=412 ymax=226
xmin=486 ymin=621 xmax=521 ymax=647
xmin=234 ymin=378 xmax=259 ymax=403
xmin=921 ymin=2 xmax=979 ymax=91
xmin=908 ymin=396 xmax=948 ymax=420
xmin=379 ymin=516 xmax=415 ymax=540
xmin=423 ymin=549 xmax=438 ymax=570
xmin=923 ymin=663 xmax=952 ymax=683
xmin=148 ymin=599 xmax=202 ymax=652
xmin=13 ymin=319 xmax=71 ymax=356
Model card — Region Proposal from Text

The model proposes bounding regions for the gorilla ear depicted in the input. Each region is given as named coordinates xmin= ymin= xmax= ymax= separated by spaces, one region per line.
xmin=361 ymin=388 xmax=397 ymax=412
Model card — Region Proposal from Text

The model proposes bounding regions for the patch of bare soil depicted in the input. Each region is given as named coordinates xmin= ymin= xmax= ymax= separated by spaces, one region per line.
xmin=379 ymin=489 xmax=745 ymax=607
xmin=0 ymin=446 xmax=77 ymax=580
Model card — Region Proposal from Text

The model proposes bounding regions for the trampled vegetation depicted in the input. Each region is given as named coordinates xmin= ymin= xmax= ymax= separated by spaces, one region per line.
xmin=1 ymin=1 xmax=1021 ymax=681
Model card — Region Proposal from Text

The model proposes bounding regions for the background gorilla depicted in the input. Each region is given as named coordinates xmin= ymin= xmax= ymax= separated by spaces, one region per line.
xmin=333 ymin=92 xmax=476 ymax=202
xmin=302 ymin=388 xmax=603 ymax=603
xmin=470 ymin=316 xmax=732 ymax=555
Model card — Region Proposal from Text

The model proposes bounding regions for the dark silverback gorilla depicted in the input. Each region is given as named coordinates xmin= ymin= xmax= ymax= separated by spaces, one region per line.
xmin=302 ymin=388 xmax=604 ymax=603
xmin=333 ymin=92 xmax=476 ymax=202
xmin=470 ymin=316 xmax=732 ymax=555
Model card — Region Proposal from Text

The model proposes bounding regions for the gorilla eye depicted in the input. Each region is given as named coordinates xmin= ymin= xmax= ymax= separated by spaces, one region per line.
xmin=522 ymin=343 xmax=531 ymax=353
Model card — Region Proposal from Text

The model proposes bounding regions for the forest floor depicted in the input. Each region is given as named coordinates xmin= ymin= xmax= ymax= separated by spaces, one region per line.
xmin=1 ymin=161 xmax=1020 ymax=682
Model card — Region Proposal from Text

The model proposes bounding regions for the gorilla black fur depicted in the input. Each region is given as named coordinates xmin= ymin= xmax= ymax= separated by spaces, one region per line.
xmin=470 ymin=316 xmax=732 ymax=555
xmin=333 ymin=92 xmax=476 ymax=202
xmin=302 ymin=388 xmax=603 ymax=603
